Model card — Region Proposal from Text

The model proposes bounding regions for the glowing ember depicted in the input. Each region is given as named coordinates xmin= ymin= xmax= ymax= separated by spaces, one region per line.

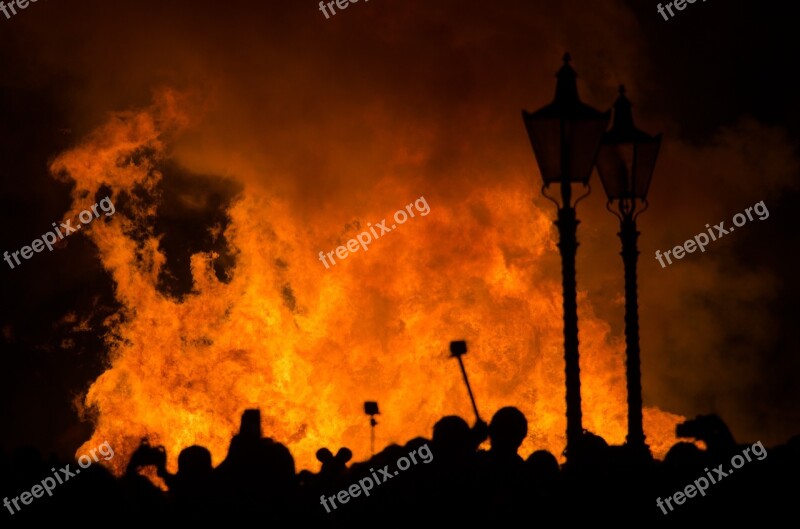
xmin=58 ymin=90 xmax=684 ymax=475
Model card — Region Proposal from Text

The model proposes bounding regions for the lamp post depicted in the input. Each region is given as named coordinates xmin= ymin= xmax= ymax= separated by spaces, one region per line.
xmin=522 ymin=54 xmax=611 ymax=461
xmin=595 ymin=85 xmax=662 ymax=457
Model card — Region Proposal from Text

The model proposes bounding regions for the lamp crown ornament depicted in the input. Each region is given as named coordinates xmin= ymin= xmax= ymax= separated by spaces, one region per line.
xmin=554 ymin=52 xmax=579 ymax=107
xmin=610 ymin=85 xmax=635 ymax=133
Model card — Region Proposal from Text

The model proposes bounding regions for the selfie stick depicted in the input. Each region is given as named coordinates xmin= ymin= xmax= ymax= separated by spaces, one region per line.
xmin=364 ymin=402 xmax=379 ymax=456
xmin=450 ymin=342 xmax=481 ymax=422
xmin=370 ymin=416 xmax=377 ymax=456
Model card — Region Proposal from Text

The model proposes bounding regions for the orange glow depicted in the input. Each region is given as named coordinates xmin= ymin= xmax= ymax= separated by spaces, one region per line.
xmin=58 ymin=90 xmax=685 ymax=476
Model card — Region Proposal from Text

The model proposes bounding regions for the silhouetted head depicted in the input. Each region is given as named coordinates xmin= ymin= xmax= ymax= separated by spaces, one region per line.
xmin=664 ymin=441 xmax=704 ymax=468
xmin=336 ymin=447 xmax=352 ymax=464
xmin=526 ymin=449 xmax=560 ymax=480
xmin=488 ymin=407 xmax=528 ymax=454
xmin=569 ymin=430 xmax=610 ymax=466
xmin=581 ymin=431 xmax=608 ymax=450
xmin=316 ymin=448 xmax=333 ymax=464
xmin=433 ymin=415 xmax=472 ymax=457
xmin=676 ymin=414 xmax=731 ymax=441
xmin=262 ymin=438 xmax=296 ymax=479
xmin=176 ymin=445 xmax=212 ymax=478
xmin=316 ymin=446 xmax=352 ymax=476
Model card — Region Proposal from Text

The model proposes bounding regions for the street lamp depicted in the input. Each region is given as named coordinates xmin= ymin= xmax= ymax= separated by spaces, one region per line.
xmin=595 ymin=85 xmax=662 ymax=457
xmin=522 ymin=53 xmax=611 ymax=461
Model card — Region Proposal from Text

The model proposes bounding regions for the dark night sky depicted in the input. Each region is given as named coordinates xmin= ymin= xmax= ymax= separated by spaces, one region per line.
xmin=1 ymin=0 xmax=798 ymax=462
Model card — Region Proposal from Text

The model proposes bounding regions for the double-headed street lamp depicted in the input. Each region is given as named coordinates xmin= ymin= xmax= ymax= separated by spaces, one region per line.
xmin=523 ymin=56 xmax=662 ymax=463
xmin=522 ymin=53 xmax=610 ymax=461
xmin=596 ymin=85 xmax=662 ymax=456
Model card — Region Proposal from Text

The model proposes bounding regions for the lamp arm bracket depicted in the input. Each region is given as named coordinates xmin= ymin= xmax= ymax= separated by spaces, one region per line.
xmin=573 ymin=182 xmax=592 ymax=208
xmin=606 ymin=199 xmax=623 ymax=221
xmin=633 ymin=199 xmax=649 ymax=221
xmin=541 ymin=183 xmax=560 ymax=209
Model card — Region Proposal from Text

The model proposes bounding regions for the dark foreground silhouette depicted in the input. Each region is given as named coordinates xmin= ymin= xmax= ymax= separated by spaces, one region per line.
xmin=1 ymin=410 xmax=796 ymax=525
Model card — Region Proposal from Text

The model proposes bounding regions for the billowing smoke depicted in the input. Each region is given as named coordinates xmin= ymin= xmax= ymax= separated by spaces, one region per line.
xmin=1 ymin=0 xmax=796 ymax=468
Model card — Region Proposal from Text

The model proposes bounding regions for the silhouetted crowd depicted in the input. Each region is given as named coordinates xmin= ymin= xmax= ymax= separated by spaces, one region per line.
xmin=2 ymin=409 xmax=796 ymax=525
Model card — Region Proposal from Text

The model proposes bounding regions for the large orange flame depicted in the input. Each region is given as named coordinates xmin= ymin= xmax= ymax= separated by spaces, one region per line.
xmin=57 ymin=90 xmax=684 ymax=475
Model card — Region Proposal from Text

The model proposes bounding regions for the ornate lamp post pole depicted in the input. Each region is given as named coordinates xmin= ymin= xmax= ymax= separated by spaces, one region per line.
xmin=595 ymin=86 xmax=662 ymax=457
xmin=522 ymin=54 xmax=610 ymax=461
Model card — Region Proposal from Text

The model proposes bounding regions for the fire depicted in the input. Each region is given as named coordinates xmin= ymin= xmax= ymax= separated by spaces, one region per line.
xmin=57 ymin=90 xmax=684 ymax=476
